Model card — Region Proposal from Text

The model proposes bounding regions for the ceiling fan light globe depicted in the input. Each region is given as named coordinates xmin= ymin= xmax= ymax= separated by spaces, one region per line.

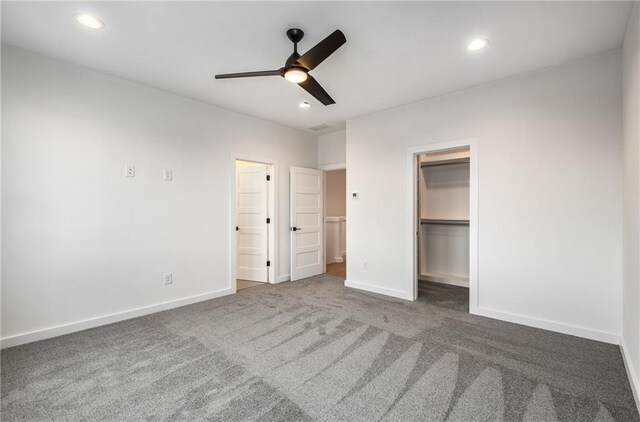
xmin=284 ymin=68 xmax=308 ymax=83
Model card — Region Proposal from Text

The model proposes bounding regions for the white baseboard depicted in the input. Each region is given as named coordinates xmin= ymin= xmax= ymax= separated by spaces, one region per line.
xmin=419 ymin=275 xmax=469 ymax=288
xmin=345 ymin=279 xmax=413 ymax=301
xmin=474 ymin=306 xmax=620 ymax=345
xmin=0 ymin=288 xmax=234 ymax=349
xmin=347 ymin=280 xmax=618 ymax=345
xmin=277 ymin=274 xmax=291 ymax=283
xmin=621 ymin=339 xmax=640 ymax=413
xmin=333 ymin=256 xmax=344 ymax=263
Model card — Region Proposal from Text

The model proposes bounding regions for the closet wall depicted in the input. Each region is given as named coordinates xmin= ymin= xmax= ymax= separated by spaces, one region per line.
xmin=418 ymin=148 xmax=470 ymax=287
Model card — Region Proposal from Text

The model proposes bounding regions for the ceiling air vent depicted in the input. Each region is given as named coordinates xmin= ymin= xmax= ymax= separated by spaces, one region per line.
xmin=308 ymin=123 xmax=332 ymax=132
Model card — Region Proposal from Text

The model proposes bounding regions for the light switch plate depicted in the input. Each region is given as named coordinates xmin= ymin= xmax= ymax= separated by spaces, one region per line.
xmin=164 ymin=272 xmax=173 ymax=285
xmin=163 ymin=169 xmax=173 ymax=181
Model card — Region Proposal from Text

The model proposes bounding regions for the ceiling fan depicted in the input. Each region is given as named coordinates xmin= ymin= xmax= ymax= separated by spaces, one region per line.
xmin=215 ymin=28 xmax=346 ymax=106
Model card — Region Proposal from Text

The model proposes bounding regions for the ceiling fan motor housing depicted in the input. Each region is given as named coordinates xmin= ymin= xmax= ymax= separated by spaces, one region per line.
xmin=286 ymin=28 xmax=305 ymax=44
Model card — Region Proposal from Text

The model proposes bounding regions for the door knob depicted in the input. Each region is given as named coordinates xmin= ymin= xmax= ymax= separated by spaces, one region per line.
xmin=292 ymin=227 xmax=299 ymax=231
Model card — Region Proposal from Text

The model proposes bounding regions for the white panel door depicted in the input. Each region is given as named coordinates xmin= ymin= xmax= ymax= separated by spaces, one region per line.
xmin=290 ymin=166 xmax=324 ymax=281
xmin=237 ymin=162 xmax=268 ymax=282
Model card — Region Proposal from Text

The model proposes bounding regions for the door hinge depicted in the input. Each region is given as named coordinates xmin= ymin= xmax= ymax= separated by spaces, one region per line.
xmin=266 ymin=217 xmax=271 ymax=224
xmin=267 ymin=260 xmax=271 ymax=267
xmin=266 ymin=175 xmax=271 ymax=181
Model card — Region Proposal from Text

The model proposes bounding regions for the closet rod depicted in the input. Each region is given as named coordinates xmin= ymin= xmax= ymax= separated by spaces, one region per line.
xmin=420 ymin=218 xmax=469 ymax=226
xmin=420 ymin=157 xmax=470 ymax=168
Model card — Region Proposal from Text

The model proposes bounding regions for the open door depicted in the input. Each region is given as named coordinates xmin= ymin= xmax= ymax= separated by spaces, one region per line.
xmin=290 ymin=166 xmax=324 ymax=281
xmin=236 ymin=161 xmax=268 ymax=282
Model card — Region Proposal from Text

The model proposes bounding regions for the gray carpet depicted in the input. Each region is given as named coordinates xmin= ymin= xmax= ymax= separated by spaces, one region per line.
xmin=2 ymin=275 xmax=638 ymax=421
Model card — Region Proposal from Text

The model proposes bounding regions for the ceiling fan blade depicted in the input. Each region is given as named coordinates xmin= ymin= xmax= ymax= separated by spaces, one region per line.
xmin=215 ymin=69 xmax=283 ymax=79
xmin=297 ymin=30 xmax=346 ymax=70
xmin=298 ymin=75 xmax=335 ymax=106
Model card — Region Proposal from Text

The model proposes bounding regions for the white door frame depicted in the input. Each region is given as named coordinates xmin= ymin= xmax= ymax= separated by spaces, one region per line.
xmin=230 ymin=153 xmax=278 ymax=292
xmin=406 ymin=137 xmax=478 ymax=313
xmin=320 ymin=164 xmax=347 ymax=273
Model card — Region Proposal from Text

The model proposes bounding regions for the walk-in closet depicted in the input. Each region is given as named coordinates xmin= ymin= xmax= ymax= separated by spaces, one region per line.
xmin=417 ymin=147 xmax=470 ymax=292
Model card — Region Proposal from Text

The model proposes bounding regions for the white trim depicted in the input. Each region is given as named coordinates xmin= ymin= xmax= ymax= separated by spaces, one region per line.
xmin=266 ymin=163 xmax=276 ymax=284
xmin=474 ymin=306 xmax=620 ymax=345
xmin=277 ymin=274 xmax=291 ymax=283
xmin=230 ymin=153 xmax=279 ymax=289
xmin=419 ymin=275 xmax=469 ymax=288
xmin=318 ymin=163 xmax=346 ymax=171
xmin=345 ymin=279 xmax=413 ymax=301
xmin=323 ymin=171 xmax=327 ymax=274
xmin=325 ymin=216 xmax=346 ymax=222
xmin=621 ymin=339 xmax=640 ymax=412
xmin=407 ymin=137 xmax=479 ymax=313
xmin=0 ymin=288 xmax=234 ymax=349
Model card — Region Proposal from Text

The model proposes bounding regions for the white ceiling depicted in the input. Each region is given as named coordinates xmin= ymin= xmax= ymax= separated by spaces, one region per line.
xmin=1 ymin=1 xmax=633 ymax=134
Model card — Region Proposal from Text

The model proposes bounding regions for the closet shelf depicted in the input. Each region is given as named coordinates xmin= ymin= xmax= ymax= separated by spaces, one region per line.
xmin=420 ymin=157 xmax=470 ymax=168
xmin=420 ymin=218 xmax=469 ymax=226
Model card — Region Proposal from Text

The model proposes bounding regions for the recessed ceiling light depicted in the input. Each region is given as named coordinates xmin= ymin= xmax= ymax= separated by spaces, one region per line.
xmin=467 ymin=38 xmax=488 ymax=51
xmin=299 ymin=101 xmax=311 ymax=109
xmin=74 ymin=13 xmax=104 ymax=29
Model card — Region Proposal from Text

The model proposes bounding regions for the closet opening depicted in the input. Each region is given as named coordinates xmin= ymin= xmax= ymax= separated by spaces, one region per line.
xmin=415 ymin=146 xmax=471 ymax=309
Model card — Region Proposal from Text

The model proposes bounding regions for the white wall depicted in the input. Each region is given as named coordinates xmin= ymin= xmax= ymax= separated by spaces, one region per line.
xmin=317 ymin=130 xmax=346 ymax=168
xmin=346 ymin=50 xmax=623 ymax=343
xmin=1 ymin=46 xmax=317 ymax=345
xmin=622 ymin=2 xmax=640 ymax=408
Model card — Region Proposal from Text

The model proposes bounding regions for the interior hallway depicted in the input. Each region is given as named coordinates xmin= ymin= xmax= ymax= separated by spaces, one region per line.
xmin=236 ymin=280 xmax=264 ymax=291
xmin=326 ymin=261 xmax=346 ymax=279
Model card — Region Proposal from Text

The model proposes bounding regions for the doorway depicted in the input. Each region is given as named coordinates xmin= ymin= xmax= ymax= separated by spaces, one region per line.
xmin=233 ymin=158 xmax=276 ymax=291
xmin=324 ymin=169 xmax=346 ymax=279
xmin=408 ymin=138 xmax=478 ymax=312
xmin=416 ymin=147 xmax=470 ymax=310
